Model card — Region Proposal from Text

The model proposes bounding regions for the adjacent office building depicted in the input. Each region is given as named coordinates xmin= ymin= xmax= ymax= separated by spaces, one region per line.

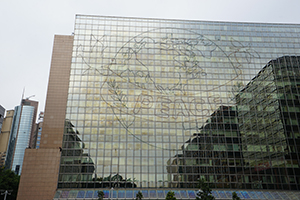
xmin=0 ymin=105 xmax=5 ymax=132
xmin=0 ymin=109 xmax=14 ymax=167
xmin=31 ymin=112 xmax=44 ymax=149
xmin=18 ymin=15 xmax=300 ymax=200
xmin=6 ymin=99 xmax=38 ymax=175
xmin=0 ymin=105 xmax=5 ymax=165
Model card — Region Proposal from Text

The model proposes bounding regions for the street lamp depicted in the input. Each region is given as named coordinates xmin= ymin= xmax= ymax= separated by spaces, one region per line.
xmin=1 ymin=190 xmax=11 ymax=200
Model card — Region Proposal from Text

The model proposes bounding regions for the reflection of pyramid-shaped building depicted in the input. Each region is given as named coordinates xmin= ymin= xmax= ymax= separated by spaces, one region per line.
xmin=60 ymin=120 xmax=137 ymax=189
xmin=59 ymin=120 xmax=95 ymax=188
xmin=236 ymin=56 xmax=300 ymax=190
xmin=168 ymin=106 xmax=244 ymax=189
xmin=168 ymin=56 xmax=300 ymax=191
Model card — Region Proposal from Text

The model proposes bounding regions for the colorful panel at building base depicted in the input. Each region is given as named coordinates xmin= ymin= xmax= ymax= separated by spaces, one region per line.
xmin=53 ymin=189 xmax=300 ymax=200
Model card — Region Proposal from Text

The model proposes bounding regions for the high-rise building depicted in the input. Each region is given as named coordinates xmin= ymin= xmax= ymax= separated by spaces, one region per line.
xmin=31 ymin=112 xmax=44 ymax=149
xmin=0 ymin=109 xmax=14 ymax=167
xmin=0 ymin=105 xmax=5 ymax=132
xmin=5 ymin=99 xmax=38 ymax=175
xmin=18 ymin=15 xmax=300 ymax=200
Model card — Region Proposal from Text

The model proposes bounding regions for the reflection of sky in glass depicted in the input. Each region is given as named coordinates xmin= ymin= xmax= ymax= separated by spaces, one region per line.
xmin=225 ymin=191 xmax=232 ymax=198
xmin=180 ymin=190 xmax=188 ymax=198
xmin=103 ymin=190 xmax=109 ymax=198
xmin=174 ymin=191 xmax=181 ymax=199
xmin=263 ymin=192 xmax=274 ymax=199
xmin=241 ymin=191 xmax=251 ymax=199
xmin=141 ymin=190 xmax=149 ymax=198
xmin=211 ymin=191 xmax=219 ymax=198
xmin=255 ymin=191 xmax=265 ymax=199
xmin=270 ymin=192 xmax=281 ymax=199
xmin=118 ymin=191 xmax=125 ymax=198
xmin=60 ymin=191 xmax=69 ymax=198
xmin=77 ymin=191 xmax=85 ymax=198
xmin=218 ymin=191 xmax=227 ymax=198
xmin=126 ymin=190 xmax=133 ymax=198
xmin=157 ymin=190 xmax=164 ymax=198
xmin=69 ymin=191 xmax=78 ymax=198
xmin=248 ymin=191 xmax=258 ymax=199
xmin=187 ymin=190 xmax=196 ymax=198
xmin=278 ymin=192 xmax=288 ymax=199
xmin=85 ymin=191 xmax=93 ymax=198
xmin=149 ymin=190 xmax=156 ymax=198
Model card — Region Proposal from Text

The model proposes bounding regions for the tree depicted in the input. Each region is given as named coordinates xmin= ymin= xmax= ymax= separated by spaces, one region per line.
xmin=135 ymin=191 xmax=143 ymax=200
xmin=232 ymin=192 xmax=241 ymax=200
xmin=165 ymin=191 xmax=177 ymax=200
xmin=97 ymin=191 xmax=104 ymax=200
xmin=196 ymin=178 xmax=215 ymax=200
xmin=0 ymin=167 xmax=20 ymax=200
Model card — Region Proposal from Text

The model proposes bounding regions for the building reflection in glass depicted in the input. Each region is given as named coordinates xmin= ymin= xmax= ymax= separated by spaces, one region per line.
xmin=59 ymin=120 xmax=136 ymax=188
xmin=58 ymin=120 xmax=95 ymax=188
xmin=168 ymin=56 xmax=300 ymax=190
xmin=236 ymin=56 xmax=300 ymax=190
xmin=168 ymin=106 xmax=243 ymax=189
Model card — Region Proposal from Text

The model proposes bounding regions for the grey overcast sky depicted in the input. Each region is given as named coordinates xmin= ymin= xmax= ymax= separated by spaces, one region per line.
xmin=1 ymin=0 xmax=300 ymax=116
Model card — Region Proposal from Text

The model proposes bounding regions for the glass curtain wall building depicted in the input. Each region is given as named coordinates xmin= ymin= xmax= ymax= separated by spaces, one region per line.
xmin=58 ymin=15 xmax=300 ymax=191
xmin=6 ymin=99 xmax=38 ymax=175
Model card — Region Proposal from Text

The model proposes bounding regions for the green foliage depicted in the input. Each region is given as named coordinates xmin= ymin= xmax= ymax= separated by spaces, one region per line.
xmin=232 ymin=192 xmax=241 ymax=200
xmin=0 ymin=167 xmax=20 ymax=200
xmin=96 ymin=177 xmax=103 ymax=181
xmin=165 ymin=191 xmax=177 ymax=200
xmin=97 ymin=190 xmax=104 ymax=200
xmin=196 ymin=178 xmax=215 ymax=200
xmin=135 ymin=191 xmax=143 ymax=200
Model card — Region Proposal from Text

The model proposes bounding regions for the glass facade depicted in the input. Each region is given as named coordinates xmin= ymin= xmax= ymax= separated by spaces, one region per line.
xmin=5 ymin=100 xmax=37 ymax=175
xmin=54 ymin=188 xmax=300 ymax=200
xmin=11 ymin=106 xmax=35 ymax=175
xmin=36 ymin=126 xmax=42 ymax=149
xmin=5 ymin=105 xmax=21 ymax=171
xmin=58 ymin=15 xmax=300 ymax=190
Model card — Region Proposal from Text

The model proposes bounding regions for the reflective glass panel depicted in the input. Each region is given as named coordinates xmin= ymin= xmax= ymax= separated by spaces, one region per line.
xmin=180 ymin=190 xmax=188 ymax=198
xmin=187 ymin=191 xmax=196 ymax=198
xmin=241 ymin=191 xmax=251 ymax=199
xmin=85 ymin=191 xmax=93 ymax=198
xmin=77 ymin=191 xmax=85 ymax=198
xmin=58 ymin=15 xmax=300 ymax=192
